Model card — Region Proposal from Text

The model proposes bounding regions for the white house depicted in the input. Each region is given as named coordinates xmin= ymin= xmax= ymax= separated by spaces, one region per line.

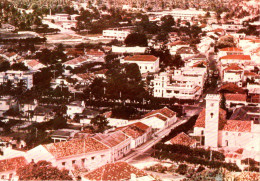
xmin=140 ymin=107 xmax=177 ymax=133
xmin=118 ymin=122 xmax=152 ymax=149
xmin=93 ymin=131 xmax=131 ymax=161
xmin=112 ymin=45 xmax=147 ymax=54
xmin=66 ymin=101 xmax=85 ymax=119
xmin=0 ymin=96 xmax=17 ymax=116
xmin=120 ymin=55 xmax=160 ymax=74
xmin=26 ymin=137 xmax=111 ymax=171
xmin=102 ymin=28 xmax=131 ymax=41
xmin=0 ymin=70 xmax=33 ymax=89
xmin=222 ymin=64 xmax=244 ymax=87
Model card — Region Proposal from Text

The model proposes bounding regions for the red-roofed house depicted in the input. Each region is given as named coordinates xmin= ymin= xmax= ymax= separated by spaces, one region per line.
xmin=26 ymin=137 xmax=111 ymax=171
xmin=120 ymin=55 xmax=159 ymax=74
xmin=220 ymin=54 xmax=251 ymax=65
xmin=140 ymin=107 xmax=177 ymax=132
xmin=192 ymin=94 xmax=260 ymax=162
xmin=82 ymin=162 xmax=154 ymax=181
xmin=218 ymin=47 xmax=243 ymax=59
xmin=223 ymin=64 xmax=244 ymax=87
xmin=0 ymin=156 xmax=27 ymax=180
xmin=118 ymin=122 xmax=152 ymax=148
xmin=24 ymin=59 xmax=46 ymax=71
xmin=63 ymin=56 xmax=88 ymax=69
xmin=224 ymin=93 xmax=247 ymax=109
xmin=167 ymin=132 xmax=196 ymax=147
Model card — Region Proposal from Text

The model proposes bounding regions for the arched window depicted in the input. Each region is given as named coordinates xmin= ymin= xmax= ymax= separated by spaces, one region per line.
xmin=210 ymin=113 xmax=214 ymax=118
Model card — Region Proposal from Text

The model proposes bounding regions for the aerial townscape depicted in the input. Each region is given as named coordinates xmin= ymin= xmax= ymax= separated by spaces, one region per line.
xmin=0 ymin=0 xmax=259 ymax=180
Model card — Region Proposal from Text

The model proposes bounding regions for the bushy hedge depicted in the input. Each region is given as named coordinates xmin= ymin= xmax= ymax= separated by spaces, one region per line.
xmin=155 ymin=143 xmax=225 ymax=161
xmin=153 ymin=150 xmax=240 ymax=172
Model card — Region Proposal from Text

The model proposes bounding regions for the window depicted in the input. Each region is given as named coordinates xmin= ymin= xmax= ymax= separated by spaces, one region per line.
xmin=151 ymin=66 xmax=153 ymax=69
xmin=201 ymin=130 xmax=204 ymax=135
xmin=91 ymin=156 xmax=95 ymax=160
xmin=211 ymin=103 xmax=214 ymax=107
xmin=210 ymin=113 xmax=213 ymax=118
xmin=9 ymin=174 xmax=13 ymax=179
xmin=238 ymin=133 xmax=241 ymax=136
xmin=81 ymin=158 xmax=85 ymax=163
xmin=1 ymin=175 xmax=5 ymax=179
xmin=225 ymin=140 xmax=228 ymax=146
xmin=226 ymin=132 xmax=228 ymax=136
xmin=101 ymin=155 xmax=105 ymax=158
xmin=145 ymin=66 xmax=147 ymax=69
xmin=72 ymin=160 xmax=76 ymax=164
xmin=62 ymin=162 xmax=66 ymax=166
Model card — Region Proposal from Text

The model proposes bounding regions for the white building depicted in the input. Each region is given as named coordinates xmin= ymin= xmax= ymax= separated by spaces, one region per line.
xmin=222 ymin=64 xmax=244 ymax=87
xmin=152 ymin=67 xmax=206 ymax=100
xmin=102 ymin=28 xmax=131 ymax=41
xmin=118 ymin=122 xmax=152 ymax=149
xmin=192 ymin=94 xmax=260 ymax=162
xmin=139 ymin=107 xmax=177 ymax=133
xmin=120 ymin=55 xmax=160 ymax=74
xmin=26 ymin=137 xmax=111 ymax=171
xmin=0 ymin=71 xmax=33 ymax=89
xmin=66 ymin=101 xmax=85 ymax=119
xmin=112 ymin=45 xmax=147 ymax=54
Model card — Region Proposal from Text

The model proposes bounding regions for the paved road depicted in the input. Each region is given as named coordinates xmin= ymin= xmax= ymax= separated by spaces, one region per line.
xmin=120 ymin=119 xmax=188 ymax=162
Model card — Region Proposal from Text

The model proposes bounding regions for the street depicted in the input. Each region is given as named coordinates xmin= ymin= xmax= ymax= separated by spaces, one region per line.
xmin=120 ymin=118 xmax=188 ymax=162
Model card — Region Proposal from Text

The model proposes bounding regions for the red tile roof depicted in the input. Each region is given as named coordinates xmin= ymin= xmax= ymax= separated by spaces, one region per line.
xmin=64 ymin=56 xmax=86 ymax=65
xmin=219 ymin=47 xmax=243 ymax=52
xmin=124 ymin=55 xmax=158 ymax=62
xmin=43 ymin=137 xmax=109 ymax=159
xmin=146 ymin=114 xmax=168 ymax=121
xmin=119 ymin=122 xmax=150 ymax=139
xmin=93 ymin=131 xmax=129 ymax=148
xmin=194 ymin=108 xmax=227 ymax=129
xmin=0 ymin=156 xmax=27 ymax=172
xmin=170 ymin=132 xmax=196 ymax=146
xmin=86 ymin=50 xmax=105 ymax=57
xmin=222 ymin=120 xmax=251 ymax=132
xmin=220 ymin=55 xmax=251 ymax=60
xmin=224 ymin=93 xmax=247 ymax=102
xmin=144 ymin=107 xmax=176 ymax=119
xmin=224 ymin=64 xmax=243 ymax=71
xmin=84 ymin=162 xmax=148 ymax=180
xmin=244 ymin=71 xmax=258 ymax=77
xmin=218 ymin=83 xmax=246 ymax=94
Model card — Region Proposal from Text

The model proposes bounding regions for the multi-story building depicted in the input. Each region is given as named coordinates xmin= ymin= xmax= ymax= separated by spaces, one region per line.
xmin=0 ymin=70 xmax=33 ymax=89
xmin=102 ymin=28 xmax=131 ymax=41
xmin=121 ymin=55 xmax=160 ymax=74
xmin=152 ymin=67 xmax=206 ymax=100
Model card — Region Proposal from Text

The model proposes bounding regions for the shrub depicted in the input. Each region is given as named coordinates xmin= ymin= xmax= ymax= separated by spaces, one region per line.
xmin=176 ymin=164 xmax=188 ymax=175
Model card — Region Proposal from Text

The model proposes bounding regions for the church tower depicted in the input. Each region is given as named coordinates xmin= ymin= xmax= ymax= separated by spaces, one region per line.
xmin=205 ymin=94 xmax=221 ymax=148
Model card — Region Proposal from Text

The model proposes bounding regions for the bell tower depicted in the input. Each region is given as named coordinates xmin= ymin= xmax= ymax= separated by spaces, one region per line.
xmin=205 ymin=94 xmax=221 ymax=148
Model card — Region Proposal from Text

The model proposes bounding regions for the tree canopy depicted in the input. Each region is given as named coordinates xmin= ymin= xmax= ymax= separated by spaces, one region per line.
xmin=124 ymin=33 xmax=148 ymax=47
xmin=17 ymin=160 xmax=72 ymax=180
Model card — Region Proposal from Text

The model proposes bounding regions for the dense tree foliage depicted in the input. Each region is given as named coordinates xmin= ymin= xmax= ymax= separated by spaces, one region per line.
xmin=17 ymin=160 xmax=72 ymax=180
xmin=124 ymin=33 xmax=148 ymax=47
xmin=91 ymin=115 xmax=109 ymax=133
